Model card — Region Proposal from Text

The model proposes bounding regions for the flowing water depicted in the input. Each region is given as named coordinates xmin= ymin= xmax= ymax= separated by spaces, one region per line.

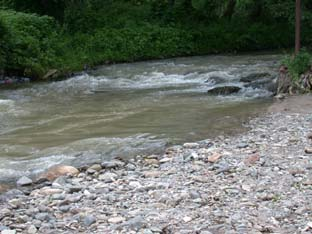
xmin=0 ymin=54 xmax=280 ymax=181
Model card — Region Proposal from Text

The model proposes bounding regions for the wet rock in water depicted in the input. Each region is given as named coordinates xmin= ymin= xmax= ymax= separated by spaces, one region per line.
xmin=39 ymin=165 xmax=79 ymax=181
xmin=240 ymin=72 xmax=277 ymax=93
xmin=205 ymin=76 xmax=228 ymax=84
xmin=16 ymin=176 xmax=32 ymax=186
xmin=240 ymin=72 xmax=271 ymax=83
xmin=207 ymin=86 xmax=241 ymax=95
xmin=307 ymin=133 xmax=312 ymax=140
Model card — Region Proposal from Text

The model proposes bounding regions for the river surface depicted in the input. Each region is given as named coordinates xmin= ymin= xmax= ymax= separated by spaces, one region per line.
xmin=0 ymin=54 xmax=280 ymax=181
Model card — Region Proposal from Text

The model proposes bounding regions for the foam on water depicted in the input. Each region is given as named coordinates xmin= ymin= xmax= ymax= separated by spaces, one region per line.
xmin=0 ymin=134 xmax=166 ymax=181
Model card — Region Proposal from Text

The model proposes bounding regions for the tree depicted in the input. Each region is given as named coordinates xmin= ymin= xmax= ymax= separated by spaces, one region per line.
xmin=295 ymin=0 xmax=301 ymax=55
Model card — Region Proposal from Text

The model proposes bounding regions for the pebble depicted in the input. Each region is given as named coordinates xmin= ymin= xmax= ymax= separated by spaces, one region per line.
xmin=304 ymin=147 xmax=312 ymax=154
xmin=108 ymin=216 xmax=125 ymax=224
xmin=83 ymin=215 xmax=96 ymax=227
xmin=27 ymin=225 xmax=37 ymax=234
xmin=98 ymin=172 xmax=118 ymax=183
xmin=183 ymin=143 xmax=200 ymax=149
xmin=16 ymin=176 xmax=32 ymax=186
xmin=207 ymin=153 xmax=222 ymax=163
xmin=101 ymin=160 xmax=124 ymax=169
xmin=1 ymin=231 xmax=16 ymax=234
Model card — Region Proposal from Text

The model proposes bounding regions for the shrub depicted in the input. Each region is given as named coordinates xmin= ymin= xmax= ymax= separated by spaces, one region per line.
xmin=0 ymin=17 xmax=6 ymax=69
xmin=282 ymin=50 xmax=311 ymax=81
xmin=0 ymin=10 xmax=60 ymax=77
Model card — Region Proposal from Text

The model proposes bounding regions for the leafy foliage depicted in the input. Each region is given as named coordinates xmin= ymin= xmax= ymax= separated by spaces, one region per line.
xmin=0 ymin=0 xmax=311 ymax=79
xmin=0 ymin=10 xmax=60 ymax=77
xmin=282 ymin=50 xmax=312 ymax=81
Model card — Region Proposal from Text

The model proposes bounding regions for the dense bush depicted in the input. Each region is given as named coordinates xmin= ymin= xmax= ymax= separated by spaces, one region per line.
xmin=282 ymin=50 xmax=312 ymax=81
xmin=0 ymin=10 xmax=60 ymax=77
xmin=0 ymin=17 xmax=6 ymax=69
xmin=0 ymin=0 xmax=311 ymax=79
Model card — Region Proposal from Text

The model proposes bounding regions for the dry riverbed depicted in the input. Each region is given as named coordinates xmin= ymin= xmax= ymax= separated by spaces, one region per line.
xmin=1 ymin=95 xmax=312 ymax=234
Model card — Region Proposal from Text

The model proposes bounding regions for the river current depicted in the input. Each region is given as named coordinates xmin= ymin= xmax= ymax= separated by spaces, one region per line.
xmin=0 ymin=54 xmax=280 ymax=181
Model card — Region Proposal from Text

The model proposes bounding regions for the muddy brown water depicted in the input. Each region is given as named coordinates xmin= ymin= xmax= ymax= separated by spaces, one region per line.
xmin=0 ymin=54 xmax=281 ymax=181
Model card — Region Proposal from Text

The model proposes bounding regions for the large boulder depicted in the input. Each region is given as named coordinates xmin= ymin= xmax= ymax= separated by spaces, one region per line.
xmin=207 ymin=86 xmax=241 ymax=95
xmin=38 ymin=165 xmax=79 ymax=182
xmin=240 ymin=72 xmax=271 ymax=83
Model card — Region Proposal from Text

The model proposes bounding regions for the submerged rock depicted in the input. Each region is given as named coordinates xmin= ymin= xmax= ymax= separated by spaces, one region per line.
xmin=240 ymin=72 xmax=271 ymax=83
xmin=207 ymin=86 xmax=241 ymax=95
xmin=240 ymin=72 xmax=277 ymax=94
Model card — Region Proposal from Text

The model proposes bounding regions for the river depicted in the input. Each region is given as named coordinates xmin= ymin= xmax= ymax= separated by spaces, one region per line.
xmin=0 ymin=54 xmax=280 ymax=182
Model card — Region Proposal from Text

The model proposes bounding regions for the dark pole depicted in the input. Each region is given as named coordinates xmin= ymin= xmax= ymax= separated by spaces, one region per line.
xmin=295 ymin=0 xmax=301 ymax=55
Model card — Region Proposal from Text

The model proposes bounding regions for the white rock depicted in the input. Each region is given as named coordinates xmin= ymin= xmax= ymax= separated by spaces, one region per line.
xmin=2 ymin=230 xmax=17 ymax=234
xmin=16 ymin=176 xmax=32 ymax=186
xmin=108 ymin=216 xmax=125 ymax=224
xmin=183 ymin=216 xmax=192 ymax=223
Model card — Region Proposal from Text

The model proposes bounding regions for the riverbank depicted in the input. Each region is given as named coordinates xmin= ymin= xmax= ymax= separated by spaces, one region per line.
xmin=0 ymin=94 xmax=312 ymax=233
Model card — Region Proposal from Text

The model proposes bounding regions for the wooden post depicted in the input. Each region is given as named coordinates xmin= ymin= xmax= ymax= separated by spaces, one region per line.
xmin=295 ymin=0 xmax=301 ymax=55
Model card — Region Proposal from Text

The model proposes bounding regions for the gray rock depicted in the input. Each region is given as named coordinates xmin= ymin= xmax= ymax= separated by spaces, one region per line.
xmin=0 ymin=189 xmax=24 ymax=202
xmin=59 ymin=205 xmax=70 ymax=213
xmin=237 ymin=143 xmax=249 ymax=148
xmin=34 ymin=213 xmax=51 ymax=222
xmin=52 ymin=176 xmax=68 ymax=188
xmin=51 ymin=193 xmax=65 ymax=200
xmin=0 ymin=226 xmax=9 ymax=231
xmin=189 ymin=190 xmax=201 ymax=199
xmin=101 ymin=160 xmax=125 ymax=169
xmin=16 ymin=176 xmax=32 ymax=186
xmin=68 ymin=186 xmax=82 ymax=193
xmin=240 ymin=72 xmax=271 ymax=82
xmin=1 ymin=230 xmax=16 ymax=234
xmin=121 ymin=216 xmax=145 ymax=230
xmin=98 ymin=172 xmax=118 ymax=183
xmin=83 ymin=215 xmax=96 ymax=227
xmin=27 ymin=225 xmax=37 ymax=234
xmin=207 ymin=86 xmax=241 ymax=95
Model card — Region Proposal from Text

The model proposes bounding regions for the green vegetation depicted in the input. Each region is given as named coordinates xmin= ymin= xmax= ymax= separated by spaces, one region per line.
xmin=0 ymin=0 xmax=312 ymax=79
xmin=282 ymin=50 xmax=312 ymax=81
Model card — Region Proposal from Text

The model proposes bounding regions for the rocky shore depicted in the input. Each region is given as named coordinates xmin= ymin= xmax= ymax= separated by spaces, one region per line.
xmin=1 ymin=95 xmax=312 ymax=234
